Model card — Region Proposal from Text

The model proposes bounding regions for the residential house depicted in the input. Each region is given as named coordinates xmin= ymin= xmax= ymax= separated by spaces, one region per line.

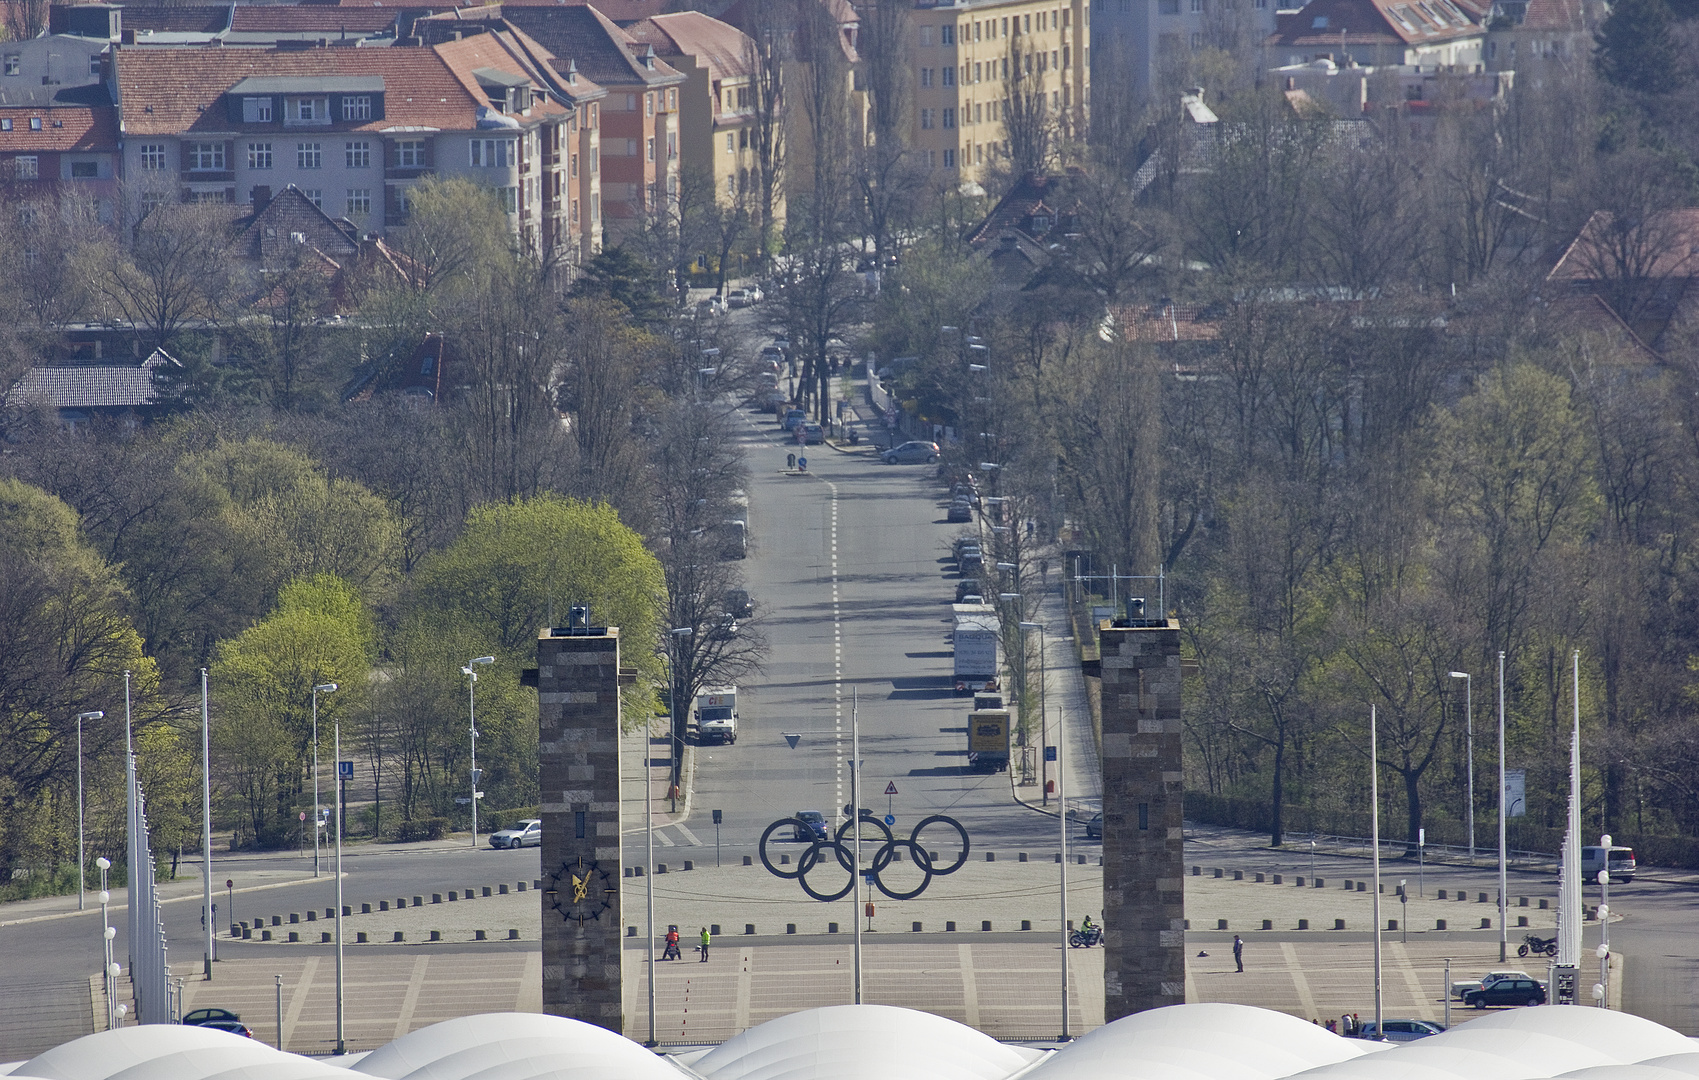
xmin=1091 ymin=0 xmax=1277 ymax=105
xmin=623 ymin=11 xmax=769 ymax=212
xmin=1546 ymin=208 xmax=1699 ymax=359
xmin=109 ymin=40 xmax=576 ymax=259
xmin=909 ymin=0 xmax=1090 ymax=187
xmin=1266 ymin=0 xmax=1489 ymax=69
xmin=2 ymin=9 xmax=113 ymax=107
xmin=497 ymin=3 xmax=686 ymax=233
xmin=0 ymin=104 xmax=119 ymax=218
xmin=1272 ymin=56 xmax=1512 ymax=134
xmin=1484 ymin=0 xmax=1599 ymax=87
xmin=5 ymin=347 xmax=180 ymax=427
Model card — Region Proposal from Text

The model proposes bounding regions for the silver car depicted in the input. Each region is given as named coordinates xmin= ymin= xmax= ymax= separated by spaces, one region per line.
xmin=882 ymin=441 xmax=940 ymax=465
xmin=490 ymin=819 xmax=541 ymax=849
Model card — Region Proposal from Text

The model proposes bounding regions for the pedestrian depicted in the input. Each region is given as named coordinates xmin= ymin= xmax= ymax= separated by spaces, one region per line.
xmin=699 ymin=926 xmax=711 ymax=962
xmin=1233 ymin=934 xmax=1243 ymax=972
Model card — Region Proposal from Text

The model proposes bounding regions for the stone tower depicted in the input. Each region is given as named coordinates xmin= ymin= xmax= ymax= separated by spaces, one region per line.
xmin=536 ymin=625 xmax=628 ymax=1032
xmin=1098 ymin=614 xmax=1186 ymax=1020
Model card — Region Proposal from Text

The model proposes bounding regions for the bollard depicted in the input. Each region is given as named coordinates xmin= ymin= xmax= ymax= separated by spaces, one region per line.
xmin=1272 ymin=874 xmax=1281 ymax=884
xmin=743 ymin=855 xmax=753 ymax=866
xmin=623 ymin=867 xmax=632 ymax=877
xmin=231 ymin=923 xmax=240 ymax=937
xmin=1357 ymin=882 xmax=1367 ymax=893
xmin=1055 ymin=854 xmax=1062 ymax=863
xmin=780 ymin=855 xmax=790 ymax=865
xmin=1438 ymin=890 xmax=1448 ymax=899
xmin=362 ymin=903 xmax=371 ymax=914
xmin=1388 ymin=919 xmax=1398 ymax=930
xmin=1213 ymin=868 xmax=1223 ymax=878
xmin=627 ymin=926 xmax=636 ymax=937
xmin=430 ymin=930 xmax=441 ymax=942
xmin=261 ymin=930 xmax=272 ymax=941
xmin=394 ymin=932 xmax=405 ymax=942
xmin=1539 ymin=898 xmax=1549 ymax=909
xmin=912 ymin=922 xmax=923 ymax=932
xmin=1021 ymin=920 xmax=1032 ymax=931
xmin=745 ymin=924 xmax=756 ymax=935
xmin=499 ymin=884 xmax=509 ymax=894
xmin=483 ymin=887 xmax=492 ymax=897
xmin=657 ymin=865 xmax=667 ymax=874
xmin=1019 ymin=853 xmax=1028 ymax=862
xmin=1217 ymin=919 xmax=1228 ymax=930
xmin=355 ymin=932 xmax=366 ymax=943
xmin=712 ymin=920 xmax=722 ymax=934
xmin=1519 ymin=896 xmax=1529 ymax=907
xmin=414 ymin=896 xmax=423 ymax=906
xmin=1298 ymin=919 xmax=1309 ymax=930
xmin=272 ymin=916 xmax=282 ymax=926
xmin=1518 ymin=915 xmax=1528 ymax=927
xmin=1480 ymin=917 xmax=1492 ymax=929
xmin=380 ymin=901 xmax=389 ymax=911
xmin=1478 ymin=892 xmax=1489 ymax=903
xmin=1234 ymin=870 xmax=1244 ymax=881
xmin=787 ymin=923 xmax=796 ymax=935
xmin=1344 ymin=880 xmax=1353 ymax=890
xmin=829 ymin=923 xmax=839 ymax=934
xmin=320 ymin=931 xmax=331 ymax=943
xmin=1314 ymin=878 xmax=1324 ymax=887
xmin=986 ymin=852 xmax=995 ymax=861
xmin=533 ymin=880 xmax=541 ymax=890
xmin=684 ymin=861 xmax=694 ymax=871
xmin=1254 ymin=873 xmax=1264 ymax=883
xmin=432 ymin=894 xmax=442 ymax=904
xmin=1184 ymin=919 xmax=1190 ymax=929
xmin=288 ymin=931 xmax=299 ymax=942
xmin=290 ymin=913 xmax=300 ymax=924
xmin=1193 ymin=866 xmax=1201 ymax=875
xmin=1334 ymin=919 xmax=1346 ymax=930
xmin=982 ymin=920 xmax=992 ymax=931
xmin=516 ymin=882 xmax=526 ymax=892
xmin=1262 ymin=919 xmax=1272 ymax=930
xmin=1294 ymin=877 xmax=1303 ymax=887
xmin=307 ymin=911 xmax=317 ymax=921
xmin=448 ymin=892 xmax=458 ymax=902
xmin=1437 ymin=919 xmax=1447 ymax=930
xmin=509 ymin=929 xmax=519 ymax=939
xmin=342 ymin=906 xmax=351 ymax=916
xmin=326 ymin=908 xmax=335 ymax=919
xmin=946 ymin=921 xmax=957 ymax=932
xmin=476 ymin=930 xmax=487 ymax=941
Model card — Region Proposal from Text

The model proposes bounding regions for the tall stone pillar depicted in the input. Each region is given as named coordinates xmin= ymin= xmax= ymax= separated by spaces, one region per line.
xmin=1098 ymin=616 xmax=1186 ymax=1021
xmin=536 ymin=626 xmax=627 ymax=1032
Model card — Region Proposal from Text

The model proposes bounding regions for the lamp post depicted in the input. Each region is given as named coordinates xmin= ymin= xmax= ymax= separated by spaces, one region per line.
xmin=98 ymin=857 xmax=116 ymax=1028
xmin=1020 ymin=619 xmax=1066 ymax=1038
xmin=1496 ymin=650 xmax=1507 ymax=963
xmin=1448 ymin=671 xmax=1473 ymax=865
xmin=333 ymin=718 xmax=346 ymax=1055
xmin=1597 ymin=831 xmax=1613 ymax=1008
xmin=201 ymin=668 xmax=214 ymax=980
xmin=311 ymin=684 xmax=338 ymax=876
xmin=463 ymin=657 xmax=495 ymax=846
xmin=651 ymin=628 xmax=693 ymax=1046
xmin=75 ymin=710 xmax=104 ymax=910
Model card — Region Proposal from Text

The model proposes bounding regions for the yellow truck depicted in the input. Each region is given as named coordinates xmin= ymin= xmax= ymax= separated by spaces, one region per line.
xmin=967 ymin=709 xmax=1010 ymax=773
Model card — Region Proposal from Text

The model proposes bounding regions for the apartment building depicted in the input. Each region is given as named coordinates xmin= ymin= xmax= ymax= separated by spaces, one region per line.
xmin=909 ymin=0 xmax=1089 ymax=187
xmin=109 ymin=38 xmax=579 ymax=258
xmin=0 ymin=104 xmax=118 ymax=215
xmin=1090 ymin=0 xmax=1277 ymax=105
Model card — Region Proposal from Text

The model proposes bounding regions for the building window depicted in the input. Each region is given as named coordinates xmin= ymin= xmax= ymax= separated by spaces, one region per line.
xmin=345 ymin=140 xmax=371 ymax=168
xmin=248 ymin=142 xmax=273 ymax=169
xmin=289 ymin=97 xmax=327 ymax=122
xmin=303 ymin=188 xmax=322 ymax=208
xmin=139 ymin=143 xmax=166 ymax=170
xmin=941 ymin=24 xmax=955 ymax=43
xmin=943 ymin=107 xmax=956 ymax=128
xmin=1191 ymin=0 xmax=1203 ymax=9
xmin=29 ymin=116 xmax=40 ymax=131
xmin=3 ymin=55 xmax=17 ymax=75
xmin=346 ymin=188 xmax=371 ymax=216
xmin=920 ymin=108 xmax=934 ymax=129
xmin=343 ymin=95 xmax=372 ymax=120
xmin=187 ymin=142 xmax=226 ymax=170
xmin=398 ymin=139 xmax=425 ymax=167
xmin=499 ymin=186 xmax=518 ymax=213
xmin=1159 ymin=0 xmax=1179 ymax=11
xmin=243 ymin=97 xmax=273 ymax=123
xmin=668 ymin=88 xmax=677 ymax=109
xmin=646 ymin=93 xmax=654 ymax=116
xmin=297 ymin=142 xmax=322 ymax=169
xmin=1190 ymin=30 xmax=1202 ymax=45
xmin=191 ymin=188 xmax=229 ymax=204
xmin=592 ymin=192 xmax=599 ymax=222
xmin=90 ymin=53 xmax=101 ymax=75
xmin=667 ymin=132 xmax=677 ymax=159
xmin=14 ymin=155 xmax=37 ymax=179
xmin=591 ymin=147 xmax=598 ymax=171
xmin=943 ymin=65 xmax=956 ymax=86
xmin=943 ymin=149 xmax=955 ymax=168
xmin=470 ymin=139 xmax=515 ymax=167
xmin=571 ymin=198 xmax=579 ymax=222
xmin=920 ymin=25 xmax=933 ymax=45
xmin=726 ymin=132 xmax=735 ymax=153
xmin=570 ymin=152 xmax=579 ymax=177
xmin=646 ymin=137 xmax=655 ymax=162
xmin=71 ymin=160 xmax=98 ymax=178
xmin=921 ymin=68 xmax=933 ymax=87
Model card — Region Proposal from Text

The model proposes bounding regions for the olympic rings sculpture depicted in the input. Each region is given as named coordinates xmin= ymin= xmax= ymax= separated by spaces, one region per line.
xmin=758 ymin=813 xmax=971 ymax=902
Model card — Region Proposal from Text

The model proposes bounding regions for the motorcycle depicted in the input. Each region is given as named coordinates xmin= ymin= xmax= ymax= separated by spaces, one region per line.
xmin=1517 ymin=933 xmax=1558 ymax=958
xmin=1069 ymin=926 xmax=1102 ymax=948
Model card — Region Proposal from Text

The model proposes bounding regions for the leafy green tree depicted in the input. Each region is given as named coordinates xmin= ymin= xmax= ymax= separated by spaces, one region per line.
xmin=1595 ymin=0 xmax=1689 ymax=97
xmin=570 ymin=246 xmax=671 ymax=325
xmin=210 ymin=574 xmax=376 ymax=847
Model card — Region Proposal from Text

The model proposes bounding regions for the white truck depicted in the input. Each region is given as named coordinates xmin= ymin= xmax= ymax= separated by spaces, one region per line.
xmin=695 ymin=686 xmax=739 ymax=744
xmin=953 ymin=613 xmax=1001 ymax=695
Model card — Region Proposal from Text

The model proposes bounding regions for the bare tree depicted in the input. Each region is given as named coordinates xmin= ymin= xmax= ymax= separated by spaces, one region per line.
xmin=740 ymin=0 xmax=789 ymax=262
xmin=84 ymin=190 xmax=237 ymax=353
xmin=1001 ymin=35 xmax=1058 ymax=180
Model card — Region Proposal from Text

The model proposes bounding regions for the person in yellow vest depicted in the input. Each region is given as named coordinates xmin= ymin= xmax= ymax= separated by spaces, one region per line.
xmin=699 ymin=926 xmax=711 ymax=962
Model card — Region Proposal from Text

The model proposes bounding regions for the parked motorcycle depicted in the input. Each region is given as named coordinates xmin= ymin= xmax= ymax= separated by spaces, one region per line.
xmin=1517 ymin=934 xmax=1558 ymax=958
xmin=1069 ymin=926 xmax=1103 ymax=948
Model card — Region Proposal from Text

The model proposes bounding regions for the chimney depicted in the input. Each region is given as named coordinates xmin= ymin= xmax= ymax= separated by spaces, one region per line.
xmin=251 ymin=185 xmax=272 ymax=210
xmin=121 ymin=28 xmax=136 ymax=44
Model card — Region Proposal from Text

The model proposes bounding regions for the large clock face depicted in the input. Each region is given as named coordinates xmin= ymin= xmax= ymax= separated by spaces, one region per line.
xmin=548 ymin=856 xmax=614 ymax=923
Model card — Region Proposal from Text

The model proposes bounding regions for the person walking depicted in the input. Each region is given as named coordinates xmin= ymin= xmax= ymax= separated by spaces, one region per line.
xmin=699 ymin=926 xmax=711 ymax=962
xmin=1233 ymin=934 xmax=1244 ymax=972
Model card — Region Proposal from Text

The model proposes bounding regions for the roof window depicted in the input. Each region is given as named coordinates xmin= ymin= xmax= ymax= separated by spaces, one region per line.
xmin=1312 ymin=15 xmax=1327 ymax=26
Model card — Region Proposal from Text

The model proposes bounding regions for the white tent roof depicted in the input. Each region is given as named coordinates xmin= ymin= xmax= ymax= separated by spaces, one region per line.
xmin=10 ymin=1003 xmax=1699 ymax=1080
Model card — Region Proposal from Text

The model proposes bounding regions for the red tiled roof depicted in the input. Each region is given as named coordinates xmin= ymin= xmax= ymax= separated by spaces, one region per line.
xmin=1549 ymin=209 xmax=1699 ymax=284
xmin=0 ymin=107 xmax=118 ymax=152
xmin=231 ymin=7 xmax=407 ymax=32
xmin=1110 ymin=305 xmax=1221 ymax=343
xmin=114 ymin=45 xmax=486 ymax=135
xmin=433 ymin=31 xmax=571 ymax=116
xmin=1269 ymin=0 xmax=1483 ymax=48
xmin=628 ymin=11 xmax=753 ymax=84
xmin=1518 ymin=0 xmax=1592 ymax=29
xmin=497 ymin=4 xmax=684 ymax=87
xmin=119 ymin=5 xmax=232 ymax=33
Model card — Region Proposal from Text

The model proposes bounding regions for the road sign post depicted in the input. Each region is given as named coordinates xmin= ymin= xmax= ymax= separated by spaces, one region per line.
xmin=884 ymin=781 xmax=897 ymax=819
xmin=713 ymin=809 xmax=723 ymax=867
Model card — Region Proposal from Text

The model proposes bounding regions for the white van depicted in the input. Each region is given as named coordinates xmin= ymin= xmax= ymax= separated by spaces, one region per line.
xmin=1581 ymin=845 xmax=1636 ymax=883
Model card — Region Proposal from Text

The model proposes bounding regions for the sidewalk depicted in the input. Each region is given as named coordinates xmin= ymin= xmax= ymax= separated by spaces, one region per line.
xmin=1012 ymin=575 xmax=1102 ymax=822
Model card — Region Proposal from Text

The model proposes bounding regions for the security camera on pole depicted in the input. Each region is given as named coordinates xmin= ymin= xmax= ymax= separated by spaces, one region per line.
xmin=311 ymin=684 xmax=338 ymax=876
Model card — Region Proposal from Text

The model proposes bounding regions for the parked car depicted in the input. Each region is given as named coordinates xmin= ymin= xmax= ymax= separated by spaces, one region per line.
xmin=1451 ymin=970 xmax=1544 ymax=1000
xmin=696 ymin=295 xmax=726 ymax=316
xmin=1084 ymin=813 xmax=1103 ymax=840
xmin=959 ymin=548 xmax=983 ymax=574
xmin=955 ymin=579 xmax=982 ymax=602
xmin=883 ymin=441 xmax=940 ymax=465
xmin=201 ymin=1020 xmax=254 ymax=1037
xmin=1353 ymin=1020 xmax=1444 ymax=1042
xmin=490 ymin=818 xmax=542 ymax=849
xmin=782 ymin=409 xmax=808 ymax=431
xmin=793 ymin=810 xmax=828 ymax=840
xmin=946 ymin=499 xmax=974 ymax=523
xmin=953 ymin=536 xmax=982 ymax=560
xmin=726 ymin=589 xmax=754 ymax=618
xmin=726 ymin=288 xmax=755 ymax=308
xmin=1463 ymin=977 xmax=1547 ymax=1008
xmin=183 ymin=1008 xmax=242 ymax=1027
xmin=801 ymin=422 xmax=824 ymax=445
xmin=1581 ymin=844 xmax=1636 ymax=883
xmin=711 ymin=613 xmax=739 ymax=640
xmin=744 ymin=284 xmax=764 ymax=303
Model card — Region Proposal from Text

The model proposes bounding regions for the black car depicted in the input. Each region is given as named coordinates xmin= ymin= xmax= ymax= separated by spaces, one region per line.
xmin=1463 ymin=978 xmax=1546 ymax=1008
xmin=183 ymin=1008 xmax=242 ymax=1027
xmin=726 ymin=589 xmax=754 ymax=618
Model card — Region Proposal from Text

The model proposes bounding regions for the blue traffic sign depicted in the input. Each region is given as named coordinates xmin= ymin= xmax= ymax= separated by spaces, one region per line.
xmin=338 ymin=760 xmax=354 ymax=779
xmin=1044 ymin=746 xmax=1057 ymax=762
xmin=884 ymin=814 xmax=895 ymax=825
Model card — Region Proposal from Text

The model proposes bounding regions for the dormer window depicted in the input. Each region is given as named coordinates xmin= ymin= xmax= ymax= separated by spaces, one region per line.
xmin=288 ymin=96 xmax=330 ymax=124
xmin=343 ymin=95 xmax=371 ymax=120
xmin=1031 ymin=214 xmax=1050 ymax=231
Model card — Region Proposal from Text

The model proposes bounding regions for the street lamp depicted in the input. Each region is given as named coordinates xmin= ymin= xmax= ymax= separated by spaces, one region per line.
xmin=651 ymin=627 xmax=693 ymax=1046
xmin=1448 ymin=671 xmax=1473 ymax=865
xmin=75 ymin=710 xmax=104 ymax=910
xmin=311 ymin=684 xmax=338 ymax=877
xmin=333 ymin=717 xmax=346 ymax=1055
xmin=98 ymin=856 xmax=117 ymax=1028
xmin=1020 ymin=619 xmax=1065 ymax=1038
xmin=463 ymin=658 xmax=495 ymax=846
xmin=1496 ymin=651 xmax=1507 ymax=962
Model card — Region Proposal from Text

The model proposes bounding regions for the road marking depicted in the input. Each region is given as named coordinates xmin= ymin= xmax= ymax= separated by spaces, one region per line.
xmin=1389 ymin=942 xmax=1436 ymax=1022
xmin=656 ymin=830 xmax=676 ymax=848
xmin=959 ymin=944 xmax=981 ymax=1029
xmin=1280 ymin=942 xmax=1319 ymax=1020
xmin=393 ymin=955 xmax=429 ymax=1039
xmin=518 ymin=950 xmax=542 ymax=1013
xmin=674 ymin=823 xmax=701 ymax=846
xmin=282 ymin=956 xmax=318 ymax=1048
xmin=735 ymin=948 xmax=754 ymax=1032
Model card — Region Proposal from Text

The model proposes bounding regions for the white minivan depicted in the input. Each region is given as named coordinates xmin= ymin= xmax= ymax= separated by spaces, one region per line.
xmin=1581 ymin=844 xmax=1636 ymax=882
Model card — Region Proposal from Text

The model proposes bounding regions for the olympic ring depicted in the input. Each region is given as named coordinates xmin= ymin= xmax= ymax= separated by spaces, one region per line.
xmin=757 ymin=812 xmax=971 ymax=902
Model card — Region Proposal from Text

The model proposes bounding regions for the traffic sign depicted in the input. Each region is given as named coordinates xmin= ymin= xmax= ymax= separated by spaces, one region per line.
xmin=299 ymin=811 xmax=306 ymax=821
xmin=337 ymin=760 xmax=354 ymax=779
xmin=782 ymin=732 xmax=802 ymax=749
xmin=225 ymin=879 xmax=233 ymax=889
xmin=797 ymin=456 xmax=807 ymax=471
xmin=1044 ymin=746 xmax=1057 ymax=762
xmin=884 ymin=814 xmax=895 ymax=826
xmin=884 ymin=781 xmax=899 ymax=796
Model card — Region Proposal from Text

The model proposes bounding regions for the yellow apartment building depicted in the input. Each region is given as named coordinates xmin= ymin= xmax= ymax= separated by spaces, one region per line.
xmin=909 ymin=0 xmax=1089 ymax=187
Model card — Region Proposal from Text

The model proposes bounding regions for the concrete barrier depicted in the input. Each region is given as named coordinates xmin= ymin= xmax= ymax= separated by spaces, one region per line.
xmin=413 ymin=896 xmax=423 ymax=906
xmin=982 ymin=920 xmax=992 ymax=931
xmin=1388 ymin=920 xmax=1397 ymax=931
xmin=288 ymin=931 xmax=298 ymax=942
xmin=1213 ymin=868 xmax=1223 ymax=878
xmin=1478 ymin=892 xmax=1488 ymax=903
xmin=321 ymin=932 xmax=331 ymax=943
xmin=289 ymin=913 xmax=300 ymax=923
xmin=1518 ymin=896 xmax=1528 ymax=906
xmin=912 ymin=922 xmax=922 ymax=932
xmin=1298 ymin=919 xmax=1309 ymax=930
xmin=261 ymin=930 xmax=272 ymax=941
xmin=1233 ymin=870 xmax=1243 ymax=881
xmin=1518 ymin=916 xmax=1528 ymax=927
xmin=483 ymin=887 xmax=492 ymax=897
xmin=946 ymin=921 xmax=957 ymax=931
xmin=499 ymin=884 xmax=509 ymax=894
xmin=1261 ymin=919 xmax=1272 ymax=930
xmin=828 ymin=923 xmax=838 ymax=933
xmin=430 ymin=930 xmax=441 ymax=941
xmin=394 ymin=932 xmax=405 ymax=942
xmin=1437 ymin=919 xmax=1446 ymax=930
xmin=355 ymin=932 xmax=367 ymax=943
xmin=986 ymin=852 xmax=995 ymax=861
xmin=684 ymin=861 xmax=694 ymax=871
xmin=1334 ymin=919 xmax=1346 ymax=930
xmin=1217 ymin=919 xmax=1228 ymax=930
xmin=743 ymin=856 xmax=753 ymax=866
xmin=508 ymin=929 xmax=519 ymax=939
xmin=1021 ymin=920 xmax=1032 ymax=930
xmin=1254 ymin=873 xmax=1264 ymax=883
xmin=432 ymin=894 xmax=442 ymax=904
xmin=361 ymin=903 xmax=371 ymax=914
xmin=1438 ymin=890 xmax=1447 ymax=899
xmin=1273 ymin=874 xmax=1282 ymax=884
xmin=272 ymin=916 xmax=282 ymax=926
xmin=745 ymin=924 xmax=755 ymax=934
xmin=448 ymin=891 xmax=458 ymax=901
xmin=1479 ymin=918 xmax=1491 ymax=928
xmin=379 ymin=901 xmax=389 ymax=911
xmin=786 ymin=924 xmax=796 ymax=934
xmin=475 ymin=930 xmax=487 ymax=940
xmin=307 ymin=910 xmax=317 ymax=921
